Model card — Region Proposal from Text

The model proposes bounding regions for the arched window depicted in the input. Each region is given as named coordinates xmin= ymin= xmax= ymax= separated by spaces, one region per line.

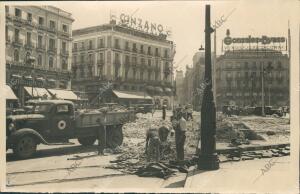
xmin=14 ymin=49 xmax=19 ymax=62
xmin=38 ymin=55 xmax=42 ymax=66
xmin=49 ymin=57 xmax=53 ymax=69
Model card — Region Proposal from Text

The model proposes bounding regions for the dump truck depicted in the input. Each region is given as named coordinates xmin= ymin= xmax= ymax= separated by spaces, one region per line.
xmin=6 ymin=100 xmax=136 ymax=159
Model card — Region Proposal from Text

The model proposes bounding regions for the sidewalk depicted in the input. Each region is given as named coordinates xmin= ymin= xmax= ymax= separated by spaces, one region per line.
xmin=184 ymin=156 xmax=296 ymax=193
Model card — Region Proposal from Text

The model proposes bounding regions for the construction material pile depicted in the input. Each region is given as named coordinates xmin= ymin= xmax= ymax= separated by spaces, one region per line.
xmin=107 ymin=114 xmax=177 ymax=174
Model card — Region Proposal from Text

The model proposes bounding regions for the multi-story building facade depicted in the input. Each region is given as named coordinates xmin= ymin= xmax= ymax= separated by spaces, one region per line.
xmin=71 ymin=20 xmax=175 ymax=108
xmin=215 ymin=49 xmax=289 ymax=109
xmin=181 ymin=65 xmax=194 ymax=106
xmin=175 ymin=51 xmax=206 ymax=111
xmin=5 ymin=5 xmax=74 ymax=105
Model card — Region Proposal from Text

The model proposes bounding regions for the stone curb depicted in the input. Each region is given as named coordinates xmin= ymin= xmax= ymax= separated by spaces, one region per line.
xmin=185 ymin=143 xmax=290 ymax=188
xmin=183 ymin=165 xmax=197 ymax=189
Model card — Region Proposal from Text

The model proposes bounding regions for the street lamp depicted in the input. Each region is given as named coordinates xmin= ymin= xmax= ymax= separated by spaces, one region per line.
xmin=198 ymin=5 xmax=219 ymax=170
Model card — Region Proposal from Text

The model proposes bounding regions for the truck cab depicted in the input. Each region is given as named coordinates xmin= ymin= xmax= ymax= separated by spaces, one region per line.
xmin=6 ymin=100 xmax=75 ymax=158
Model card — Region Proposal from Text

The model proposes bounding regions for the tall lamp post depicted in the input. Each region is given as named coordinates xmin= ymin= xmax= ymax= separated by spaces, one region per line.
xmin=198 ymin=5 xmax=219 ymax=170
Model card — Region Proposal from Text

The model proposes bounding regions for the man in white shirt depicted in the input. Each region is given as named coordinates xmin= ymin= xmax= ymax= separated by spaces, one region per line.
xmin=175 ymin=113 xmax=187 ymax=161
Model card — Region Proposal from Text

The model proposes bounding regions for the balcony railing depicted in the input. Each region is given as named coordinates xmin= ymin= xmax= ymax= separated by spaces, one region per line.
xmin=61 ymin=50 xmax=69 ymax=57
xmin=12 ymin=39 xmax=23 ymax=47
xmin=38 ymin=25 xmax=47 ymax=31
xmin=132 ymin=48 xmax=137 ymax=53
xmin=12 ymin=16 xmax=23 ymax=25
xmin=58 ymin=30 xmax=70 ymax=38
xmin=72 ymin=47 xmax=78 ymax=52
xmin=48 ymin=47 xmax=57 ymax=54
xmin=48 ymin=27 xmax=57 ymax=34
xmin=25 ymin=20 xmax=35 ymax=27
xmin=25 ymin=43 xmax=34 ymax=49
xmin=36 ymin=44 xmax=46 ymax=52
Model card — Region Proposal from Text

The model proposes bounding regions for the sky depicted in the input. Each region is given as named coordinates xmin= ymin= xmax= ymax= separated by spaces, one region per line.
xmin=38 ymin=1 xmax=299 ymax=73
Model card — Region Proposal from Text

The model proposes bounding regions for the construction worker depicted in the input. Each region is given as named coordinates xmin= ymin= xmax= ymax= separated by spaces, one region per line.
xmin=175 ymin=112 xmax=187 ymax=162
xmin=145 ymin=127 xmax=160 ymax=162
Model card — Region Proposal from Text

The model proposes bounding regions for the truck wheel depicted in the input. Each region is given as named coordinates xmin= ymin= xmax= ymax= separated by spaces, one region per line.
xmin=106 ymin=125 xmax=123 ymax=148
xmin=13 ymin=135 xmax=37 ymax=159
xmin=78 ymin=136 xmax=96 ymax=146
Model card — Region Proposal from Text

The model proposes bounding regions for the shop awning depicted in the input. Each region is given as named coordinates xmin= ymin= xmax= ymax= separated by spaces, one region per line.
xmin=5 ymin=85 xmax=18 ymax=100
xmin=113 ymin=90 xmax=152 ymax=100
xmin=164 ymin=88 xmax=172 ymax=92
xmin=24 ymin=87 xmax=51 ymax=98
xmin=24 ymin=75 xmax=33 ymax=80
xmin=146 ymin=86 xmax=154 ymax=91
xmin=48 ymin=89 xmax=79 ymax=100
xmin=11 ymin=74 xmax=22 ymax=79
xmin=36 ymin=77 xmax=45 ymax=82
xmin=155 ymin=87 xmax=163 ymax=93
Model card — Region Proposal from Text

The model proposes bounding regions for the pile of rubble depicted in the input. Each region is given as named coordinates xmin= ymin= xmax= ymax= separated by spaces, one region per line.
xmin=106 ymin=115 xmax=177 ymax=174
xmin=219 ymin=146 xmax=290 ymax=162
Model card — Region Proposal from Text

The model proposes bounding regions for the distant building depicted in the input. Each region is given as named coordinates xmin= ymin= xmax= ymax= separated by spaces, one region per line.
xmin=216 ymin=50 xmax=289 ymax=109
xmin=175 ymin=70 xmax=184 ymax=106
xmin=192 ymin=51 xmax=205 ymax=111
xmin=175 ymin=51 xmax=206 ymax=111
xmin=5 ymin=5 xmax=74 ymax=105
xmin=71 ymin=20 xmax=175 ymax=108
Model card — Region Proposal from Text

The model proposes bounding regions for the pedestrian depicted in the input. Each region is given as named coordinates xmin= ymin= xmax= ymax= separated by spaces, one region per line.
xmin=175 ymin=112 xmax=187 ymax=163
xmin=187 ymin=105 xmax=193 ymax=121
xmin=162 ymin=104 xmax=166 ymax=120
xmin=227 ymin=106 xmax=231 ymax=117
xmin=145 ymin=127 xmax=160 ymax=162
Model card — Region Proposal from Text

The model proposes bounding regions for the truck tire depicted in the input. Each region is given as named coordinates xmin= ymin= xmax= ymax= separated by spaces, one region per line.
xmin=106 ymin=125 xmax=123 ymax=148
xmin=13 ymin=135 xmax=37 ymax=159
xmin=78 ymin=136 xmax=96 ymax=146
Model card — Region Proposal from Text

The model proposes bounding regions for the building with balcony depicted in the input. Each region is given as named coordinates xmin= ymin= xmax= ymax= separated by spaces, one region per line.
xmin=72 ymin=20 xmax=175 ymax=108
xmin=215 ymin=49 xmax=290 ymax=109
xmin=5 ymin=5 xmax=74 ymax=105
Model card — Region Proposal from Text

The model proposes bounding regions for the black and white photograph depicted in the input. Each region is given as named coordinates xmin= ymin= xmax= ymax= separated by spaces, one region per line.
xmin=1 ymin=1 xmax=299 ymax=193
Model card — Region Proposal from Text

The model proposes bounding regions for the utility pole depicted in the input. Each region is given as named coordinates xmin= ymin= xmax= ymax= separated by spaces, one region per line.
xmin=213 ymin=26 xmax=217 ymax=109
xmin=198 ymin=5 xmax=219 ymax=170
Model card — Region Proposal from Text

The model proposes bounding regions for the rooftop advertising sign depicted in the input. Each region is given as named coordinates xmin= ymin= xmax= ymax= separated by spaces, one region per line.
xmin=224 ymin=35 xmax=285 ymax=45
xmin=111 ymin=13 xmax=172 ymax=37
xmin=222 ymin=30 xmax=287 ymax=52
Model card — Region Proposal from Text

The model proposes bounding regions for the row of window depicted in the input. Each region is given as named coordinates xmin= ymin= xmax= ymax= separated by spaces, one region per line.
xmin=219 ymin=61 xmax=284 ymax=69
xmin=13 ymin=49 xmax=68 ymax=70
xmin=73 ymin=38 xmax=170 ymax=57
xmin=9 ymin=28 xmax=68 ymax=52
xmin=223 ymin=71 xmax=284 ymax=79
xmin=73 ymin=52 xmax=169 ymax=68
xmin=74 ymin=67 xmax=161 ymax=81
xmin=7 ymin=6 xmax=69 ymax=33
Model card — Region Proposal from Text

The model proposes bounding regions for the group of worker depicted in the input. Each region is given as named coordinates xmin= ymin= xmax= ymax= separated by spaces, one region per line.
xmin=145 ymin=106 xmax=188 ymax=164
